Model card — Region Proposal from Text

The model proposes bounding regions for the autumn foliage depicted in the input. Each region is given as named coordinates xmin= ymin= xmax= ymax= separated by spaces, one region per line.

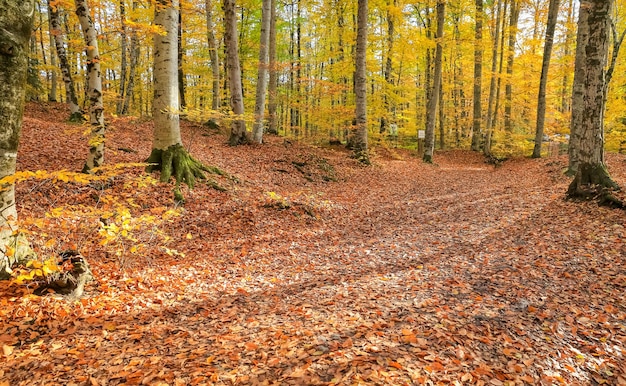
xmin=1 ymin=103 xmax=626 ymax=385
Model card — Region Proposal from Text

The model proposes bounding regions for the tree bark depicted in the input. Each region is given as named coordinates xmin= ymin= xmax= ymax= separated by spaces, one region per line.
xmin=504 ymin=0 xmax=520 ymax=133
xmin=76 ymin=0 xmax=105 ymax=172
xmin=224 ymin=0 xmax=248 ymax=145
xmin=117 ymin=0 xmax=127 ymax=115
xmin=267 ymin=0 xmax=278 ymax=135
xmin=121 ymin=0 xmax=139 ymax=115
xmin=252 ymin=0 xmax=272 ymax=143
xmin=47 ymin=4 xmax=58 ymax=102
xmin=205 ymin=0 xmax=220 ymax=111
xmin=178 ymin=3 xmax=186 ymax=110
xmin=471 ymin=0 xmax=484 ymax=151
xmin=0 ymin=0 xmax=37 ymax=279
xmin=48 ymin=0 xmax=82 ymax=120
xmin=484 ymin=0 xmax=503 ymax=156
xmin=352 ymin=0 xmax=369 ymax=164
xmin=567 ymin=0 xmax=619 ymax=198
xmin=531 ymin=0 xmax=560 ymax=158
xmin=424 ymin=0 xmax=444 ymax=163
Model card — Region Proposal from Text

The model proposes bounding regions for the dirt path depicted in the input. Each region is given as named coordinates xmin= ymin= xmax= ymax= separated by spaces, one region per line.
xmin=2 ymin=105 xmax=626 ymax=385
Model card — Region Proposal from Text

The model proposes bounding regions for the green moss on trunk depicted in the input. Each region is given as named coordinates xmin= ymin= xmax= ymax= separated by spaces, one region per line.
xmin=567 ymin=162 xmax=623 ymax=208
xmin=146 ymin=144 xmax=227 ymax=201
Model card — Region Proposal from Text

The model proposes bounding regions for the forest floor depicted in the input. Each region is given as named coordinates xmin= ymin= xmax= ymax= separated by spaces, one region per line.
xmin=1 ymin=102 xmax=626 ymax=386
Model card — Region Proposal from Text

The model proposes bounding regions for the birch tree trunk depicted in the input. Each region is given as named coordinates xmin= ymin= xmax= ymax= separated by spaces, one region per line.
xmin=352 ymin=0 xmax=369 ymax=164
xmin=205 ymin=0 xmax=220 ymax=111
xmin=48 ymin=0 xmax=82 ymax=120
xmin=567 ymin=0 xmax=619 ymax=199
xmin=424 ymin=0 xmax=444 ymax=163
xmin=531 ymin=0 xmax=560 ymax=158
xmin=47 ymin=6 xmax=58 ymax=102
xmin=224 ymin=0 xmax=248 ymax=145
xmin=252 ymin=0 xmax=272 ymax=143
xmin=146 ymin=0 xmax=211 ymax=201
xmin=471 ymin=0 xmax=484 ymax=151
xmin=76 ymin=0 xmax=105 ymax=172
xmin=0 ymin=0 xmax=37 ymax=279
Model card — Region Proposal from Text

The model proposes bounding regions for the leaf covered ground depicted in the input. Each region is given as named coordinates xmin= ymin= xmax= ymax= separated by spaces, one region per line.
xmin=1 ymin=103 xmax=626 ymax=385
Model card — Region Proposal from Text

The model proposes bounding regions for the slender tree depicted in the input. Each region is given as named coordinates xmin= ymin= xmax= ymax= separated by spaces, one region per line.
xmin=352 ymin=0 xmax=369 ymax=163
xmin=267 ymin=0 xmax=279 ymax=135
xmin=48 ymin=0 xmax=82 ymax=121
xmin=205 ymin=0 xmax=220 ymax=111
xmin=567 ymin=0 xmax=619 ymax=200
xmin=224 ymin=0 xmax=248 ymax=145
xmin=484 ymin=0 xmax=503 ymax=156
xmin=0 ymin=0 xmax=37 ymax=279
xmin=504 ymin=0 xmax=520 ymax=133
xmin=117 ymin=0 xmax=128 ymax=115
xmin=252 ymin=0 xmax=272 ymax=143
xmin=424 ymin=0 xmax=445 ymax=163
xmin=471 ymin=0 xmax=484 ymax=151
xmin=76 ymin=0 xmax=105 ymax=172
xmin=531 ymin=0 xmax=560 ymax=158
xmin=121 ymin=0 xmax=139 ymax=115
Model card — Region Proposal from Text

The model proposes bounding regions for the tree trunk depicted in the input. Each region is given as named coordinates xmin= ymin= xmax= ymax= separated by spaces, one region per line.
xmin=0 ymin=0 xmax=37 ymax=279
xmin=252 ymin=0 xmax=272 ymax=143
xmin=484 ymin=0 xmax=503 ymax=156
xmin=531 ymin=0 xmax=560 ymax=158
xmin=567 ymin=0 xmax=619 ymax=198
xmin=224 ymin=0 xmax=248 ymax=145
xmin=76 ymin=0 xmax=105 ymax=172
xmin=121 ymin=0 xmax=139 ymax=115
xmin=48 ymin=0 xmax=82 ymax=120
xmin=267 ymin=0 xmax=278 ymax=135
xmin=504 ymin=0 xmax=519 ymax=133
xmin=117 ymin=0 xmax=127 ymax=115
xmin=205 ymin=0 xmax=220 ymax=111
xmin=471 ymin=0 xmax=484 ymax=151
xmin=47 ymin=5 xmax=58 ymax=102
xmin=178 ymin=3 xmax=186 ymax=110
xmin=424 ymin=0 xmax=445 ymax=163
xmin=352 ymin=0 xmax=369 ymax=164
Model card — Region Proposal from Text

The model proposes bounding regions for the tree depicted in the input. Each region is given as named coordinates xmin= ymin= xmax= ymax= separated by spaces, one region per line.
xmin=0 ymin=0 xmax=37 ymax=279
xmin=224 ymin=0 xmax=248 ymax=145
xmin=471 ymin=0 xmax=483 ymax=151
xmin=424 ymin=0 xmax=445 ymax=163
xmin=121 ymin=0 xmax=139 ymax=116
xmin=531 ymin=0 xmax=560 ymax=158
xmin=205 ymin=0 xmax=220 ymax=111
xmin=76 ymin=0 xmax=105 ymax=172
xmin=146 ymin=0 xmax=210 ymax=201
xmin=351 ymin=0 xmax=369 ymax=164
xmin=567 ymin=0 xmax=620 ymax=202
xmin=252 ymin=0 xmax=272 ymax=144
xmin=484 ymin=0 xmax=503 ymax=156
xmin=504 ymin=0 xmax=519 ymax=133
xmin=48 ymin=0 xmax=82 ymax=121
xmin=267 ymin=0 xmax=279 ymax=135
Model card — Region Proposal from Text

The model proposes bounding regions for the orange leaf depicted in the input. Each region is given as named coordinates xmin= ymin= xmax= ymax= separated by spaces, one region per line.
xmin=245 ymin=342 xmax=258 ymax=351
xmin=389 ymin=361 xmax=403 ymax=370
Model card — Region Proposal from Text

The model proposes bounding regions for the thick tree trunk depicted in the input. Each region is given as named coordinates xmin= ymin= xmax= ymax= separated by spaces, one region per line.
xmin=76 ymin=0 xmax=105 ymax=172
xmin=567 ymin=0 xmax=619 ymax=199
xmin=424 ymin=1 xmax=445 ymax=163
xmin=267 ymin=0 xmax=278 ymax=135
xmin=224 ymin=0 xmax=248 ymax=145
xmin=0 ymin=0 xmax=37 ymax=279
xmin=252 ymin=0 xmax=272 ymax=143
xmin=352 ymin=0 xmax=369 ymax=164
xmin=471 ymin=0 xmax=484 ymax=151
xmin=205 ymin=0 xmax=220 ymax=111
xmin=48 ymin=0 xmax=82 ymax=120
xmin=531 ymin=0 xmax=560 ymax=158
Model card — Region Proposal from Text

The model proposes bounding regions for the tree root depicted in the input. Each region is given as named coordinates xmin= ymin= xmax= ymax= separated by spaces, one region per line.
xmin=567 ymin=163 xmax=624 ymax=209
xmin=0 ymin=233 xmax=36 ymax=280
xmin=34 ymin=251 xmax=93 ymax=299
xmin=146 ymin=144 xmax=230 ymax=202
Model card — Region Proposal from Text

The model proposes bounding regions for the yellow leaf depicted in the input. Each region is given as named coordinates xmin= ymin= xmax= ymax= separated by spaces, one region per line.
xmin=186 ymin=233 xmax=193 ymax=239
xmin=2 ymin=344 xmax=14 ymax=356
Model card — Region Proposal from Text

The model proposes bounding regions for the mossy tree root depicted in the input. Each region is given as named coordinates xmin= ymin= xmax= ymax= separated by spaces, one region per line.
xmin=146 ymin=144 xmax=228 ymax=200
xmin=567 ymin=163 xmax=624 ymax=208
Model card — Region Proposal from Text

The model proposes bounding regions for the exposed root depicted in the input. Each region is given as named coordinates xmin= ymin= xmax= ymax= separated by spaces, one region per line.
xmin=567 ymin=163 xmax=624 ymax=209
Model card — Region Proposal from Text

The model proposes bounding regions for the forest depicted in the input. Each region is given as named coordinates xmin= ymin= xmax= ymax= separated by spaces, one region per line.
xmin=1 ymin=0 xmax=626 ymax=384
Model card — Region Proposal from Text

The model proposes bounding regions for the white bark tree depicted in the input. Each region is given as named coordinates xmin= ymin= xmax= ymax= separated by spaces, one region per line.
xmin=252 ymin=0 xmax=272 ymax=144
xmin=0 ymin=0 xmax=37 ymax=279
xmin=351 ymin=0 xmax=369 ymax=164
xmin=75 ymin=0 xmax=105 ymax=172
xmin=146 ymin=0 xmax=212 ymax=202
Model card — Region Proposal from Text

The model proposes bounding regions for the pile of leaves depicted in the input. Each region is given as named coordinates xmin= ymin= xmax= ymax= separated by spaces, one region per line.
xmin=1 ymin=102 xmax=625 ymax=385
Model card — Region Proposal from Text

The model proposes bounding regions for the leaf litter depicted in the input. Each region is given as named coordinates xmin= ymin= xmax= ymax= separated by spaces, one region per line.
xmin=0 ymin=102 xmax=625 ymax=385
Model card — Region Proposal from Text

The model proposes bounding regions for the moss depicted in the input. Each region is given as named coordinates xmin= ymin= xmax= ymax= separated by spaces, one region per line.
xmin=146 ymin=144 xmax=228 ymax=202
xmin=69 ymin=112 xmax=85 ymax=123
xmin=567 ymin=162 xmax=624 ymax=208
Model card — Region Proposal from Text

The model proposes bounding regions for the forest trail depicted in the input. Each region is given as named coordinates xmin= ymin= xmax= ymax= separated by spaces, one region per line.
xmin=1 ymin=103 xmax=626 ymax=385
